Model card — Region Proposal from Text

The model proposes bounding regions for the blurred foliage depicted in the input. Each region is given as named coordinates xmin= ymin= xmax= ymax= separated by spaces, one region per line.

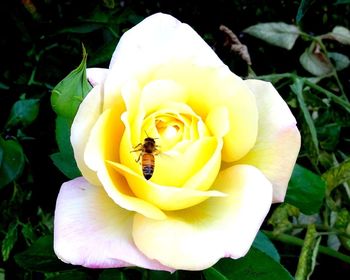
xmin=1 ymin=0 xmax=350 ymax=279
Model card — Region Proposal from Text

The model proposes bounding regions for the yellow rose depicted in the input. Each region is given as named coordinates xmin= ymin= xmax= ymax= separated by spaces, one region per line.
xmin=54 ymin=13 xmax=301 ymax=271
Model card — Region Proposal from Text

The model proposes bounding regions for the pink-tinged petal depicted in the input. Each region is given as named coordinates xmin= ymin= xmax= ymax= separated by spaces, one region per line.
xmin=235 ymin=80 xmax=301 ymax=202
xmin=86 ymin=68 xmax=109 ymax=86
xmin=132 ymin=165 xmax=272 ymax=270
xmin=54 ymin=177 xmax=173 ymax=271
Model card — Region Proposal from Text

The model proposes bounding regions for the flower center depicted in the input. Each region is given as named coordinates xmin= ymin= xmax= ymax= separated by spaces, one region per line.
xmin=163 ymin=125 xmax=178 ymax=140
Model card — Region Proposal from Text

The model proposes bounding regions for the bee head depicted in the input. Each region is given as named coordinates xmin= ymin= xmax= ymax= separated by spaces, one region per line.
xmin=144 ymin=137 xmax=156 ymax=143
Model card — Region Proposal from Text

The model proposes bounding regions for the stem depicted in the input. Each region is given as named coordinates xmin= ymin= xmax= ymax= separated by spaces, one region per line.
xmin=263 ymin=230 xmax=350 ymax=265
xmin=254 ymin=73 xmax=295 ymax=81
xmin=294 ymin=224 xmax=318 ymax=280
xmin=107 ymin=26 xmax=119 ymax=38
xmin=332 ymin=69 xmax=348 ymax=101
xmin=292 ymin=224 xmax=350 ymax=238
xmin=314 ymin=37 xmax=348 ymax=101
xmin=299 ymin=31 xmax=315 ymax=42
xmin=303 ymin=79 xmax=350 ymax=113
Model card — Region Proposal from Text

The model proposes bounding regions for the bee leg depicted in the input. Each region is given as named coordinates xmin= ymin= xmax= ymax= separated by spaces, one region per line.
xmin=135 ymin=152 xmax=142 ymax=163
xmin=131 ymin=143 xmax=142 ymax=151
xmin=130 ymin=143 xmax=143 ymax=163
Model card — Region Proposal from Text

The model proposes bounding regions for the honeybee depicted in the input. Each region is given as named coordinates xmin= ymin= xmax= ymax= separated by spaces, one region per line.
xmin=131 ymin=137 xmax=159 ymax=180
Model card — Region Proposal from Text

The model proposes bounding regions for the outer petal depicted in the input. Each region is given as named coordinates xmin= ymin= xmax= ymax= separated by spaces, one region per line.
xmin=132 ymin=165 xmax=272 ymax=270
xmin=70 ymin=85 xmax=104 ymax=186
xmin=54 ymin=177 xmax=173 ymax=271
xmin=109 ymin=13 xmax=223 ymax=71
xmin=236 ymin=80 xmax=301 ymax=202
xmin=103 ymin=13 xmax=224 ymax=111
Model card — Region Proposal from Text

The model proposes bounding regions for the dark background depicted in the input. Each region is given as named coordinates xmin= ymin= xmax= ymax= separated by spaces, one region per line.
xmin=1 ymin=0 xmax=350 ymax=279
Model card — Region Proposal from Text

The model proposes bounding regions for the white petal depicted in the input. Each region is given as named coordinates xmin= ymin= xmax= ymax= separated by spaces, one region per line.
xmin=237 ymin=80 xmax=301 ymax=202
xmin=109 ymin=13 xmax=223 ymax=71
xmin=54 ymin=177 xmax=173 ymax=271
xmin=103 ymin=13 xmax=224 ymax=103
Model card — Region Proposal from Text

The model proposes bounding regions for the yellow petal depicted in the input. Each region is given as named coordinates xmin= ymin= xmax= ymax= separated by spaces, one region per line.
xmin=84 ymin=106 xmax=124 ymax=172
xmin=236 ymin=80 xmax=301 ymax=202
xmin=122 ymin=133 xmax=219 ymax=185
xmin=153 ymin=62 xmax=258 ymax=161
xmin=140 ymin=79 xmax=188 ymax=115
xmin=183 ymin=138 xmax=223 ymax=191
xmin=205 ymin=106 xmax=230 ymax=138
xmin=107 ymin=160 xmax=225 ymax=211
xmin=97 ymin=161 xmax=166 ymax=220
xmin=132 ymin=164 xmax=272 ymax=270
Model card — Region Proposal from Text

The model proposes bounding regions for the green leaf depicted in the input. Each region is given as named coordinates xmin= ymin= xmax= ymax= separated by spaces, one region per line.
xmin=88 ymin=39 xmax=119 ymax=66
xmin=0 ymin=136 xmax=25 ymax=188
xmin=50 ymin=152 xmax=80 ymax=179
xmin=299 ymin=43 xmax=333 ymax=76
xmin=335 ymin=0 xmax=350 ymax=4
xmin=14 ymin=235 xmax=72 ymax=272
xmin=318 ymin=123 xmax=341 ymax=151
xmin=99 ymin=269 xmax=127 ymax=280
xmin=268 ymin=203 xmax=299 ymax=235
xmin=50 ymin=116 xmax=81 ymax=179
xmin=295 ymin=224 xmax=321 ymax=280
xmin=291 ymin=79 xmax=319 ymax=160
xmin=328 ymin=52 xmax=350 ymax=71
xmin=203 ymin=247 xmax=293 ymax=280
xmin=243 ymin=22 xmax=300 ymax=50
xmin=0 ymin=144 xmax=3 ymax=166
xmin=0 ymin=82 xmax=10 ymax=90
xmin=58 ymin=23 xmax=104 ymax=34
xmin=252 ymin=231 xmax=280 ymax=262
xmin=296 ymin=0 xmax=315 ymax=23
xmin=1 ymin=221 xmax=18 ymax=261
xmin=203 ymin=267 xmax=228 ymax=280
xmin=51 ymin=46 xmax=92 ymax=120
xmin=21 ymin=222 xmax=38 ymax=246
xmin=146 ymin=270 xmax=178 ymax=280
xmin=46 ymin=270 xmax=90 ymax=280
xmin=328 ymin=26 xmax=350 ymax=45
xmin=285 ymin=164 xmax=326 ymax=215
xmin=322 ymin=157 xmax=350 ymax=194
xmin=334 ymin=209 xmax=350 ymax=250
xmin=5 ymin=99 xmax=40 ymax=128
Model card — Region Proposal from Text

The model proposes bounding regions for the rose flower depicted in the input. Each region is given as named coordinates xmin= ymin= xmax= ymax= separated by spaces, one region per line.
xmin=54 ymin=13 xmax=301 ymax=271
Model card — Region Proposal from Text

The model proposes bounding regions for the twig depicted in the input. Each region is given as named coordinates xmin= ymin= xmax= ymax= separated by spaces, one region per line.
xmin=219 ymin=25 xmax=252 ymax=65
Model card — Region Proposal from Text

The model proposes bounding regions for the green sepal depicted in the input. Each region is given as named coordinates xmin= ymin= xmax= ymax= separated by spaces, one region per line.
xmin=51 ymin=45 xmax=92 ymax=120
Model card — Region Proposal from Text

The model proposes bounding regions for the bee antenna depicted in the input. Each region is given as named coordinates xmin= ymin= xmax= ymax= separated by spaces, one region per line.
xmin=144 ymin=129 xmax=158 ymax=140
